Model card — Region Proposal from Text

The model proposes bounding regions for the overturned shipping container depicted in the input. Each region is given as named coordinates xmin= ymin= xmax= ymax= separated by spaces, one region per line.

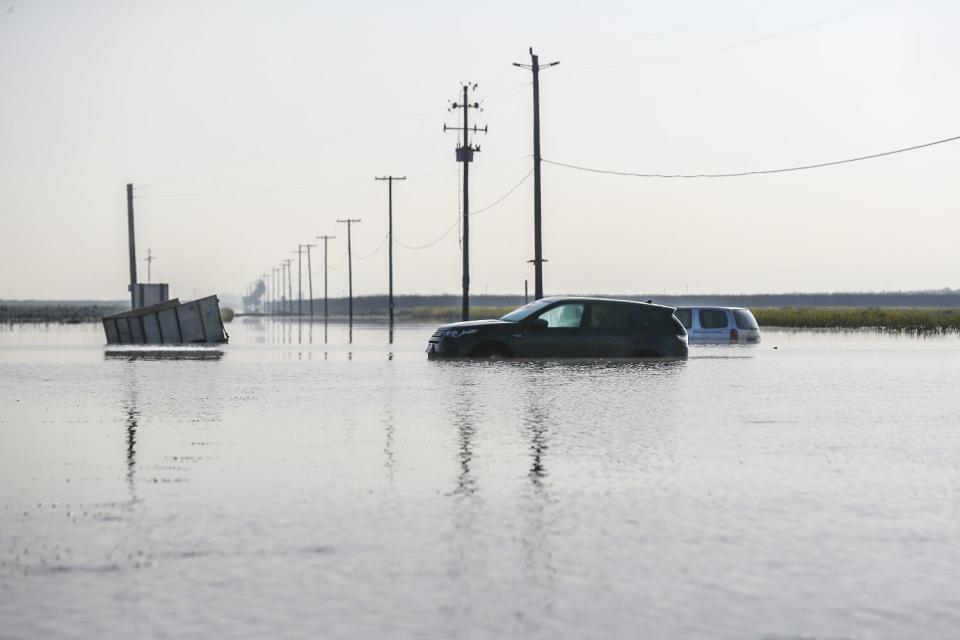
xmin=102 ymin=295 xmax=228 ymax=345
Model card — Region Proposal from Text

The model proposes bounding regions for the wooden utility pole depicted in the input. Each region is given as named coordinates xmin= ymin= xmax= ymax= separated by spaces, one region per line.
xmin=304 ymin=243 xmax=317 ymax=318
xmin=272 ymin=266 xmax=279 ymax=314
xmin=375 ymin=175 xmax=406 ymax=333
xmin=444 ymin=84 xmax=486 ymax=321
xmin=294 ymin=246 xmax=305 ymax=316
xmin=336 ymin=219 xmax=361 ymax=333
xmin=316 ymin=235 xmax=335 ymax=320
xmin=278 ymin=264 xmax=286 ymax=314
xmin=283 ymin=259 xmax=294 ymax=315
xmin=126 ymin=183 xmax=137 ymax=308
xmin=144 ymin=248 xmax=157 ymax=284
xmin=514 ymin=48 xmax=558 ymax=300
xmin=262 ymin=271 xmax=269 ymax=313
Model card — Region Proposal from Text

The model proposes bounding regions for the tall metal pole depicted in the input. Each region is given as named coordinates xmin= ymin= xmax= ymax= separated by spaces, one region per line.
xmin=531 ymin=52 xmax=543 ymax=300
xmin=514 ymin=48 xmax=558 ymax=300
xmin=337 ymin=220 xmax=361 ymax=336
xmin=262 ymin=272 xmax=269 ymax=313
xmin=316 ymin=235 xmax=335 ymax=320
xmin=126 ymin=183 xmax=137 ymax=309
xmin=295 ymin=246 xmax=304 ymax=317
xmin=284 ymin=259 xmax=294 ymax=315
xmin=462 ymin=85 xmax=470 ymax=321
xmin=279 ymin=264 xmax=286 ymax=314
xmin=444 ymin=84 xmax=486 ymax=322
xmin=375 ymin=176 xmax=406 ymax=332
xmin=273 ymin=266 xmax=278 ymax=314
xmin=305 ymin=244 xmax=316 ymax=318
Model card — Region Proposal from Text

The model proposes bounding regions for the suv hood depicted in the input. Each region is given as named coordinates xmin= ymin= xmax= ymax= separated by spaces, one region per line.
xmin=438 ymin=319 xmax=512 ymax=330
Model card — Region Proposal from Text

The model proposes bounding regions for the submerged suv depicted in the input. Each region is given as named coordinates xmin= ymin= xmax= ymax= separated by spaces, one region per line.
xmin=674 ymin=307 xmax=761 ymax=344
xmin=426 ymin=297 xmax=688 ymax=359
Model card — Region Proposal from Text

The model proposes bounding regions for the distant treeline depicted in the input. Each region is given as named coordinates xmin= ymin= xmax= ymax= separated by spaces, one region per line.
xmin=5 ymin=290 xmax=960 ymax=325
xmin=754 ymin=307 xmax=960 ymax=332
xmin=257 ymin=290 xmax=960 ymax=316
xmin=0 ymin=301 xmax=125 ymax=324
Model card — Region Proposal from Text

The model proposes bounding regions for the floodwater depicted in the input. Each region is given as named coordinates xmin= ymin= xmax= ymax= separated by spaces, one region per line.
xmin=2 ymin=319 xmax=959 ymax=639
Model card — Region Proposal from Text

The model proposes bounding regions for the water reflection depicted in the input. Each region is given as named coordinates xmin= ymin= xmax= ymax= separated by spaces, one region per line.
xmin=104 ymin=349 xmax=224 ymax=361
xmin=123 ymin=361 xmax=140 ymax=505
xmin=446 ymin=367 xmax=479 ymax=498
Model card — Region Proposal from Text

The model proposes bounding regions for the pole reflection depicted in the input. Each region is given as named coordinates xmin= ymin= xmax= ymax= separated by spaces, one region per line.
xmin=123 ymin=361 xmax=140 ymax=506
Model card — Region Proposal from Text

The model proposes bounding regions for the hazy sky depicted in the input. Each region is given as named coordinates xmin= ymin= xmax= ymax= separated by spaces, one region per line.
xmin=1 ymin=0 xmax=958 ymax=301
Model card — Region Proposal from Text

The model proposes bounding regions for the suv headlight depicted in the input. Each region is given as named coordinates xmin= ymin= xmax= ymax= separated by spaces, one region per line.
xmin=445 ymin=328 xmax=479 ymax=338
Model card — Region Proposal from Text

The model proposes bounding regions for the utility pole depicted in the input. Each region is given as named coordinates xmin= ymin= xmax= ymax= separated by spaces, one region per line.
xmin=126 ymin=183 xmax=137 ymax=309
xmin=337 ymin=219 xmax=361 ymax=334
xmin=144 ymin=248 xmax=157 ymax=284
xmin=304 ymin=243 xmax=317 ymax=318
xmin=294 ymin=246 xmax=305 ymax=317
xmin=316 ymin=235 xmax=335 ymax=320
xmin=261 ymin=272 xmax=269 ymax=313
xmin=514 ymin=48 xmax=558 ymax=300
xmin=375 ymin=175 xmax=406 ymax=333
xmin=444 ymin=83 xmax=487 ymax=321
xmin=272 ymin=266 xmax=279 ymax=314
xmin=277 ymin=262 xmax=287 ymax=314
xmin=283 ymin=259 xmax=294 ymax=315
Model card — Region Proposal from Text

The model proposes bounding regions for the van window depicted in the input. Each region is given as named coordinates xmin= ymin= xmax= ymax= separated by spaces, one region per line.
xmin=587 ymin=303 xmax=631 ymax=333
xmin=537 ymin=303 xmax=584 ymax=328
xmin=733 ymin=309 xmax=759 ymax=330
xmin=674 ymin=308 xmax=692 ymax=329
xmin=698 ymin=309 xmax=729 ymax=329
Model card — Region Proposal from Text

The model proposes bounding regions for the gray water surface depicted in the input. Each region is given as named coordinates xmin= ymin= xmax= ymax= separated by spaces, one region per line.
xmin=2 ymin=320 xmax=959 ymax=639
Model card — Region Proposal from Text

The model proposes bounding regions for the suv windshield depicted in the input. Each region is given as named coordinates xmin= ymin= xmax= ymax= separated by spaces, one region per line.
xmin=500 ymin=299 xmax=552 ymax=322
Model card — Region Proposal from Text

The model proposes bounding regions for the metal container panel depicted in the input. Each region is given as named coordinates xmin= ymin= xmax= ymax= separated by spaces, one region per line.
xmin=198 ymin=296 xmax=226 ymax=342
xmin=176 ymin=301 xmax=205 ymax=343
xmin=142 ymin=313 xmax=163 ymax=343
xmin=103 ymin=318 xmax=120 ymax=345
xmin=128 ymin=317 xmax=145 ymax=343
xmin=116 ymin=317 xmax=132 ymax=344
xmin=157 ymin=308 xmax=181 ymax=344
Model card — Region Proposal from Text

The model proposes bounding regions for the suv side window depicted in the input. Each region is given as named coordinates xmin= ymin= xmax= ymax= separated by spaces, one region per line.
xmin=674 ymin=308 xmax=692 ymax=329
xmin=698 ymin=309 xmax=729 ymax=329
xmin=537 ymin=303 xmax=584 ymax=328
xmin=733 ymin=309 xmax=759 ymax=329
xmin=587 ymin=303 xmax=631 ymax=333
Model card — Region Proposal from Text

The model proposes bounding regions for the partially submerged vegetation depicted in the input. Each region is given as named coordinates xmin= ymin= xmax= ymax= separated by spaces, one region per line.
xmin=0 ymin=302 xmax=125 ymax=324
xmin=401 ymin=305 xmax=960 ymax=332
xmin=752 ymin=307 xmax=960 ymax=332
xmin=395 ymin=306 xmax=514 ymax=323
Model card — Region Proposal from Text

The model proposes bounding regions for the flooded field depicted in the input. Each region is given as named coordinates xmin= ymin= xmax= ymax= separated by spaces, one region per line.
xmin=2 ymin=319 xmax=959 ymax=639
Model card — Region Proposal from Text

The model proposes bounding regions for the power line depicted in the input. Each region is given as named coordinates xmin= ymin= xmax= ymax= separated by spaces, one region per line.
xmin=135 ymin=179 xmax=371 ymax=199
xmin=134 ymin=156 xmax=531 ymax=200
xmin=135 ymin=80 xmax=530 ymax=192
xmin=352 ymin=233 xmax=389 ymax=260
xmin=574 ymin=0 xmax=892 ymax=68
xmin=137 ymin=109 xmax=444 ymax=190
xmin=396 ymin=169 xmax=533 ymax=250
xmin=549 ymin=0 xmax=793 ymax=49
xmin=542 ymin=135 xmax=960 ymax=179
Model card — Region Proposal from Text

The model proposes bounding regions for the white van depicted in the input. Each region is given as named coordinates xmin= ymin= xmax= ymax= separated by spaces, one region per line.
xmin=673 ymin=307 xmax=761 ymax=344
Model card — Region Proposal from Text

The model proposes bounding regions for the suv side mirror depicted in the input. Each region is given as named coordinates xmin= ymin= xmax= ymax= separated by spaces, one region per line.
xmin=528 ymin=318 xmax=548 ymax=330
